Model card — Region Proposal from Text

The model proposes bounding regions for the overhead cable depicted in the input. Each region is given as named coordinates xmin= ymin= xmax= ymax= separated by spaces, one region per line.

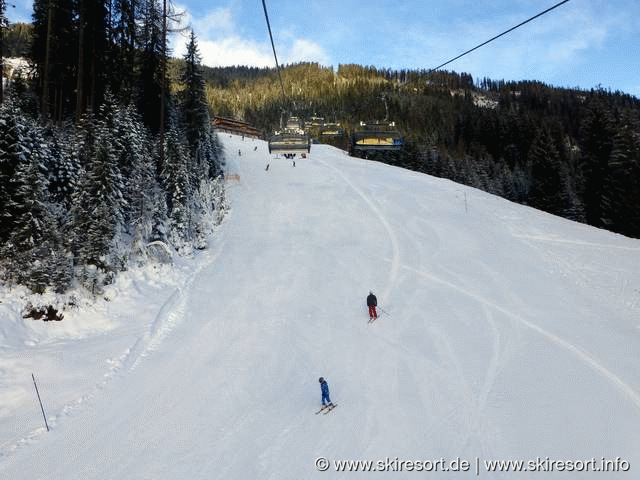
xmin=261 ymin=0 xmax=287 ymax=101
xmin=429 ymin=0 xmax=571 ymax=72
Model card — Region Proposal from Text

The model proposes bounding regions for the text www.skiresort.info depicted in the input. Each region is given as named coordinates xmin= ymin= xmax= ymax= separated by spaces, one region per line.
xmin=315 ymin=456 xmax=631 ymax=474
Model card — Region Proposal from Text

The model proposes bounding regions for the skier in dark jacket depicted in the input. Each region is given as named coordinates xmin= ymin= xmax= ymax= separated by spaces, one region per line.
xmin=367 ymin=291 xmax=378 ymax=320
xmin=319 ymin=377 xmax=333 ymax=407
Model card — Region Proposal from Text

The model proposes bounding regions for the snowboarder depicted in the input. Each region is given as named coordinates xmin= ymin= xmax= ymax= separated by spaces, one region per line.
xmin=319 ymin=377 xmax=333 ymax=407
xmin=367 ymin=291 xmax=378 ymax=320
xmin=265 ymin=163 xmax=270 ymax=171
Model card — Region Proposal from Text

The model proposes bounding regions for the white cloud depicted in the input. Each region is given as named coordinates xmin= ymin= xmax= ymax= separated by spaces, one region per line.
xmin=172 ymin=5 xmax=267 ymax=66
xmin=198 ymin=37 xmax=273 ymax=67
xmin=175 ymin=35 xmax=330 ymax=68
xmin=191 ymin=7 xmax=235 ymax=38
xmin=285 ymin=39 xmax=331 ymax=66
xmin=172 ymin=5 xmax=331 ymax=68
xmin=544 ymin=8 xmax=620 ymax=63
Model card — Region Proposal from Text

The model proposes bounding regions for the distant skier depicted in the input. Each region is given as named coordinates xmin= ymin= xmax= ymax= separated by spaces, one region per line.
xmin=367 ymin=291 xmax=378 ymax=321
xmin=265 ymin=163 xmax=270 ymax=171
xmin=319 ymin=377 xmax=333 ymax=407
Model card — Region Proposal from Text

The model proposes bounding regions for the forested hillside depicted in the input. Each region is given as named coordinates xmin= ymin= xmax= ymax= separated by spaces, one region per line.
xmin=0 ymin=2 xmax=225 ymax=296
xmin=204 ymin=62 xmax=640 ymax=238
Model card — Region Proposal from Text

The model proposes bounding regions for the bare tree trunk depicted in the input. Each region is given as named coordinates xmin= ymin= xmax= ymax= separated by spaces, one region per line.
xmin=42 ymin=0 xmax=54 ymax=116
xmin=159 ymin=0 xmax=167 ymax=167
xmin=0 ymin=2 xmax=4 ymax=104
xmin=90 ymin=35 xmax=96 ymax=113
xmin=76 ymin=0 xmax=85 ymax=119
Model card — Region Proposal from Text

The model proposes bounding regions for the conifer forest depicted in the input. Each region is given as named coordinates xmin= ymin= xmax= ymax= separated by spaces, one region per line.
xmin=0 ymin=4 xmax=224 ymax=295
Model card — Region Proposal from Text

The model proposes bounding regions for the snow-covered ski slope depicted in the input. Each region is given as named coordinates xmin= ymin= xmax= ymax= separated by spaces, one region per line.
xmin=2 ymin=134 xmax=640 ymax=479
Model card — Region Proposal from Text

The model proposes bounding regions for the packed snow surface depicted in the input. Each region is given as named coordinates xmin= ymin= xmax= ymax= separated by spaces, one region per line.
xmin=1 ymin=134 xmax=640 ymax=478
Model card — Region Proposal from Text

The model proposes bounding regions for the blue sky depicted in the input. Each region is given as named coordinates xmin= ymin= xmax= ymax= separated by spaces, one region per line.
xmin=7 ymin=0 xmax=640 ymax=96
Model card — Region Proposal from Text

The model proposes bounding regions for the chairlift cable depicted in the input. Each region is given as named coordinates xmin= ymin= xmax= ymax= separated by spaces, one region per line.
xmin=261 ymin=0 xmax=287 ymax=103
xmin=429 ymin=0 xmax=571 ymax=72
xmin=261 ymin=0 xmax=310 ymax=157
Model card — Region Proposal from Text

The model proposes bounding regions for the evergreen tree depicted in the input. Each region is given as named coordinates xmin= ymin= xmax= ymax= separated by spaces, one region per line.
xmin=112 ymin=101 xmax=160 ymax=243
xmin=178 ymin=29 xmax=224 ymax=193
xmin=602 ymin=122 xmax=640 ymax=236
xmin=46 ymin=124 xmax=79 ymax=211
xmin=528 ymin=129 xmax=563 ymax=215
xmin=179 ymin=29 xmax=208 ymax=160
xmin=1 ymin=116 xmax=65 ymax=293
xmin=71 ymin=102 xmax=125 ymax=270
xmin=163 ymin=127 xmax=191 ymax=252
xmin=579 ymin=97 xmax=615 ymax=227
xmin=0 ymin=103 xmax=21 ymax=243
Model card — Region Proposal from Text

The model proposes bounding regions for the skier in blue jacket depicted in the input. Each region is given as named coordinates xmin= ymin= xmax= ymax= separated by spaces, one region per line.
xmin=319 ymin=377 xmax=333 ymax=407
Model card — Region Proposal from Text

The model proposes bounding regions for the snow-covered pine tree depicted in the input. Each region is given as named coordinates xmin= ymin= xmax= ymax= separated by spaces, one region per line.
xmin=176 ymin=29 xmax=225 ymax=247
xmin=0 ymin=101 xmax=21 ymax=244
xmin=71 ymin=101 xmax=126 ymax=278
xmin=179 ymin=29 xmax=208 ymax=174
xmin=83 ymin=146 xmax=120 ymax=266
xmin=114 ymin=102 xmax=165 ymax=257
xmin=69 ymin=117 xmax=93 ymax=260
xmin=45 ymin=124 xmax=80 ymax=213
xmin=202 ymin=122 xmax=224 ymax=180
xmin=163 ymin=127 xmax=192 ymax=254
xmin=1 ymin=116 xmax=66 ymax=293
xmin=112 ymin=101 xmax=147 ymax=230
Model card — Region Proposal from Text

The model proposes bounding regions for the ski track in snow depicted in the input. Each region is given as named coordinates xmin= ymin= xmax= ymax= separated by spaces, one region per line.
xmin=512 ymin=233 xmax=640 ymax=251
xmin=316 ymin=150 xmax=640 ymax=463
xmin=320 ymin=156 xmax=514 ymax=460
xmin=386 ymin=190 xmax=640 ymax=417
xmin=0 ymin=238 xmax=228 ymax=460
xmin=387 ymin=257 xmax=640 ymax=411
xmin=395 ymin=198 xmax=506 ymax=460
xmin=316 ymin=157 xmax=401 ymax=307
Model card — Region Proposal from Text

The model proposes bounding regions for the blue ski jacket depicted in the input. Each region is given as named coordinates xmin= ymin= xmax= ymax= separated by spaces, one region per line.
xmin=321 ymin=380 xmax=330 ymax=397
